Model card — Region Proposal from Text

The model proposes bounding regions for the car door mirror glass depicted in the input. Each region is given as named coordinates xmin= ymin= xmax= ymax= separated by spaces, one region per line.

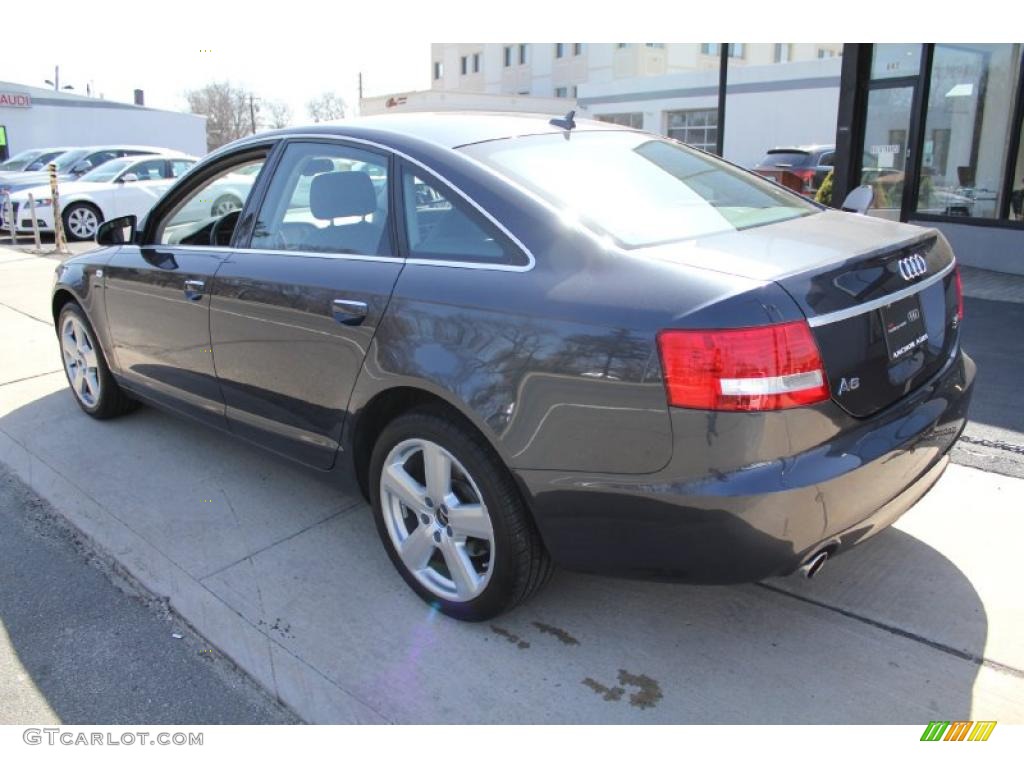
xmin=96 ymin=215 xmax=137 ymax=246
xmin=841 ymin=185 xmax=874 ymax=214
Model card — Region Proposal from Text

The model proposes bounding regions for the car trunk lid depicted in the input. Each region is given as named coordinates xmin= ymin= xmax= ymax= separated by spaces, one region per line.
xmin=638 ymin=211 xmax=961 ymax=417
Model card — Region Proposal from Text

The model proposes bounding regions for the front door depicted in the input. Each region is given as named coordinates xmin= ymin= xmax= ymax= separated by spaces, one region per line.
xmin=103 ymin=153 xmax=270 ymax=425
xmin=209 ymin=139 xmax=403 ymax=468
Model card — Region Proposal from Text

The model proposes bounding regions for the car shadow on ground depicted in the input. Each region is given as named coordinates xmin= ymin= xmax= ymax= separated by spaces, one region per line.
xmin=0 ymin=388 xmax=990 ymax=723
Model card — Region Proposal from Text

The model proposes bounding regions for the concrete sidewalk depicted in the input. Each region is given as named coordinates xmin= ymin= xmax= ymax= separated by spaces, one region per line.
xmin=1 ymin=246 xmax=1022 ymax=723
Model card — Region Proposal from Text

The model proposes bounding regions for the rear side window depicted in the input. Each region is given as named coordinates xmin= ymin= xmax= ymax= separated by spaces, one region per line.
xmin=400 ymin=164 xmax=520 ymax=265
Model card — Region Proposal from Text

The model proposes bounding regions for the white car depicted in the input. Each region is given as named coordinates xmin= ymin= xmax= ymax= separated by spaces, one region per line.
xmin=5 ymin=154 xmax=198 ymax=241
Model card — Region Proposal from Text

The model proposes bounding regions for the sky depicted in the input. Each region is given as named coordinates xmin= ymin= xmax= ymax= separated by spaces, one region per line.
xmin=3 ymin=25 xmax=431 ymax=125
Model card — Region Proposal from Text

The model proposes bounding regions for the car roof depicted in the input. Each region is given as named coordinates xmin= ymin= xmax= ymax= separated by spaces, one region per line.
xmin=241 ymin=111 xmax=627 ymax=151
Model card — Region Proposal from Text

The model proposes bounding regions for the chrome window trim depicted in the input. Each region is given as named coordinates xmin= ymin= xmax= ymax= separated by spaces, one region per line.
xmin=229 ymin=132 xmax=537 ymax=273
xmin=807 ymin=260 xmax=955 ymax=327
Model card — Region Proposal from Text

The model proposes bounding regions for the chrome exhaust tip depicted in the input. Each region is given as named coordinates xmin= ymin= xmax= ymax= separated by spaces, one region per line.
xmin=798 ymin=550 xmax=829 ymax=579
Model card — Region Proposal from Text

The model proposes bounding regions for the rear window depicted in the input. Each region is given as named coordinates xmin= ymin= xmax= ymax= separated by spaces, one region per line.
xmin=461 ymin=131 xmax=817 ymax=248
xmin=758 ymin=150 xmax=814 ymax=168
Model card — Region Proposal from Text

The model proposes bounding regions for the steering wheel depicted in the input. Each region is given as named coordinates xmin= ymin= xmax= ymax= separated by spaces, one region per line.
xmin=209 ymin=209 xmax=242 ymax=247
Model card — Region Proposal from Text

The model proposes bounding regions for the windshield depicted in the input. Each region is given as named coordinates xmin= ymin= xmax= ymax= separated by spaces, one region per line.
xmin=82 ymin=158 xmax=135 ymax=183
xmin=49 ymin=149 xmax=88 ymax=171
xmin=0 ymin=150 xmax=38 ymax=171
xmin=461 ymin=131 xmax=818 ymax=248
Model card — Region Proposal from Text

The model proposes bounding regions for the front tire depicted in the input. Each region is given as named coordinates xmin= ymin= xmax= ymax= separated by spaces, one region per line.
xmin=62 ymin=202 xmax=103 ymax=241
xmin=370 ymin=407 xmax=552 ymax=621
xmin=58 ymin=302 xmax=137 ymax=419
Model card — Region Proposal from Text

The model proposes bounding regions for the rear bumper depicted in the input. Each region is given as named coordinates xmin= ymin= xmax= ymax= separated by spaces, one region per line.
xmin=517 ymin=348 xmax=975 ymax=583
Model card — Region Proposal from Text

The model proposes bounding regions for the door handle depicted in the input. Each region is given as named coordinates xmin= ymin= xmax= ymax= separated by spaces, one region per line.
xmin=184 ymin=279 xmax=205 ymax=301
xmin=332 ymin=298 xmax=368 ymax=326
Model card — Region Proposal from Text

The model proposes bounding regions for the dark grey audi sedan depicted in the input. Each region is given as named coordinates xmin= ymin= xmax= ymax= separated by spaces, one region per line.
xmin=51 ymin=113 xmax=974 ymax=620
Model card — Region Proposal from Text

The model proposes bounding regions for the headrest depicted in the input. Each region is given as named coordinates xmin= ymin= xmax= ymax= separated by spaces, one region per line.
xmin=310 ymin=171 xmax=376 ymax=219
xmin=302 ymin=157 xmax=334 ymax=176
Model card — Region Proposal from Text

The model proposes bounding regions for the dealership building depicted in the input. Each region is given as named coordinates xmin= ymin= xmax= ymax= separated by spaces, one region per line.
xmin=0 ymin=81 xmax=207 ymax=159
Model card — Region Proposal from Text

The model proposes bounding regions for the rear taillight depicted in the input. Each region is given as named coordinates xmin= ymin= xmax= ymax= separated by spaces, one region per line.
xmin=954 ymin=264 xmax=964 ymax=321
xmin=792 ymin=168 xmax=815 ymax=194
xmin=657 ymin=321 xmax=830 ymax=411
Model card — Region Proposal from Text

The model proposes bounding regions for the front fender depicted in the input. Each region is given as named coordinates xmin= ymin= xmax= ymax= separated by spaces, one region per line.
xmin=52 ymin=248 xmax=119 ymax=367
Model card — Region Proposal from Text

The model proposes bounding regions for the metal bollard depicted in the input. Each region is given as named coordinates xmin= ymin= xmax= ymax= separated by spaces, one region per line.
xmin=27 ymin=192 xmax=43 ymax=251
xmin=3 ymin=191 xmax=15 ymax=245
xmin=49 ymin=162 xmax=69 ymax=254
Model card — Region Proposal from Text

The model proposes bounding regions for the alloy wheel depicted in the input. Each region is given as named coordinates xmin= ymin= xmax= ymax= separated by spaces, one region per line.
xmin=61 ymin=315 xmax=102 ymax=407
xmin=380 ymin=438 xmax=495 ymax=602
xmin=66 ymin=207 xmax=99 ymax=239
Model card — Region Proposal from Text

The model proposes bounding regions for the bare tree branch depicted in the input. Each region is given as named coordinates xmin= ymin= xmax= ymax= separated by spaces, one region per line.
xmin=185 ymin=82 xmax=252 ymax=151
xmin=306 ymin=91 xmax=347 ymax=123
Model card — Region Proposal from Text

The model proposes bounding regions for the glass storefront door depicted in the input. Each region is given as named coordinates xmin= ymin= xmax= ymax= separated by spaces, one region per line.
xmin=859 ymin=86 xmax=916 ymax=221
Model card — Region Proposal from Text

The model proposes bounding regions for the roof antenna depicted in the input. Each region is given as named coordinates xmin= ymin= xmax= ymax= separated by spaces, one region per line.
xmin=549 ymin=110 xmax=576 ymax=131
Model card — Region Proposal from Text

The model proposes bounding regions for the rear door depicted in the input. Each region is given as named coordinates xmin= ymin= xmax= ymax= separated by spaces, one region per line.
xmin=209 ymin=139 xmax=404 ymax=469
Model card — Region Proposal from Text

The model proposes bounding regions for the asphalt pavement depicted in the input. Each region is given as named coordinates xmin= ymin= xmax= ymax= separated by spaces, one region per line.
xmin=0 ymin=463 xmax=298 ymax=724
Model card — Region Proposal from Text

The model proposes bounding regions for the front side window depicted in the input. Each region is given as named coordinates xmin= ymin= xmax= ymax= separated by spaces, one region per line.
xmin=125 ymin=159 xmax=170 ymax=181
xmin=401 ymin=165 xmax=519 ymax=265
xmin=155 ymin=157 xmax=265 ymax=245
xmin=461 ymin=131 xmax=817 ymax=249
xmin=250 ymin=142 xmax=391 ymax=256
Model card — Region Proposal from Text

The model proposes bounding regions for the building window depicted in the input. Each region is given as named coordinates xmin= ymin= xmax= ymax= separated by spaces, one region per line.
xmin=665 ymin=109 xmax=719 ymax=154
xmin=914 ymin=43 xmax=1023 ymax=221
xmin=571 ymin=85 xmax=578 ymax=98
xmin=596 ymin=112 xmax=643 ymax=129
xmin=645 ymin=43 xmax=665 ymax=49
xmin=773 ymin=44 xmax=791 ymax=63
xmin=460 ymin=56 xmax=468 ymax=75
xmin=472 ymin=53 xmax=480 ymax=73
xmin=555 ymin=43 xmax=565 ymax=59
xmin=574 ymin=43 xmax=583 ymax=56
xmin=519 ymin=44 xmax=527 ymax=65
xmin=817 ymin=48 xmax=838 ymax=59
xmin=504 ymin=46 xmax=512 ymax=67
xmin=616 ymin=43 xmax=629 ymax=49
xmin=701 ymin=43 xmax=743 ymax=58
xmin=554 ymin=86 xmax=568 ymax=98
xmin=433 ymin=61 xmax=443 ymax=80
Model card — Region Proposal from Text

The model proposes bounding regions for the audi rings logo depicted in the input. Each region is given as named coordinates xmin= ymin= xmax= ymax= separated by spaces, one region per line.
xmin=897 ymin=254 xmax=928 ymax=281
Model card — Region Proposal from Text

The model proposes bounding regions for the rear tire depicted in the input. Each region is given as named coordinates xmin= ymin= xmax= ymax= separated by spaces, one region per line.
xmin=58 ymin=302 xmax=138 ymax=419
xmin=369 ymin=406 xmax=552 ymax=621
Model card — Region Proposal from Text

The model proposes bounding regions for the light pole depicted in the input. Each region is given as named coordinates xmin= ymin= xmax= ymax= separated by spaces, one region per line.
xmin=44 ymin=65 xmax=75 ymax=92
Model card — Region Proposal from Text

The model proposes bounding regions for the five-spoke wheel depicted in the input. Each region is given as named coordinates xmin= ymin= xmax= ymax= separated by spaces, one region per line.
xmin=370 ymin=407 xmax=552 ymax=621
xmin=60 ymin=313 xmax=102 ymax=407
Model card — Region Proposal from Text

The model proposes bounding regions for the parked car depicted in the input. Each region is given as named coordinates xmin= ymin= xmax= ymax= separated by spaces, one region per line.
xmin=0 ymin=145 xmax=178 ymax=196
xmin=753 ymin=144 xmax=834 ymax=197
xmin=0 ymin=146 xmax=72 ymax=173
xmin=51 ymin=114 xmax=973 ymax=621
xmin=4 ymin=154 xmax=197 ymax=241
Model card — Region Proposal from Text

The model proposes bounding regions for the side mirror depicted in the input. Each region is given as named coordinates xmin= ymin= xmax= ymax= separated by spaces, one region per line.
xmin=841 ymin=185 xmax=874 ymax=215
xmin=96 ymin=215 xmax=137 ymax=246
xmin=120 ymin=173 xmax=139 ymax=183
xmin=71 ymin=161 xmax=92 ymax=176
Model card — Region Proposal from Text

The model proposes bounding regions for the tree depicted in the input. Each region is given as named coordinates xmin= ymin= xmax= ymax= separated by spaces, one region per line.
xmin=185 ymin=82 xmax=251 ymax=151
xmin=306 ymin=91 xmax=347 ymax=123
xmin=265 ymin=100 xmax=293 ymax=129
